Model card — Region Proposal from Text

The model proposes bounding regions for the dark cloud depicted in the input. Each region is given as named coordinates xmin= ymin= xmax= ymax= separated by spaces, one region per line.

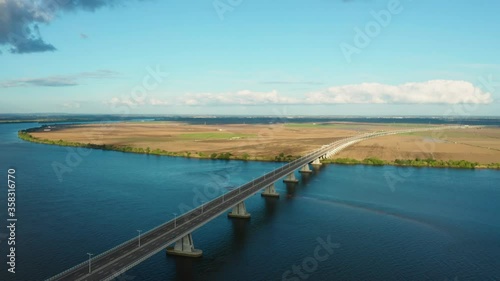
xmin=0 ymin=0 xmax=128 ymax=54
xmin=0 ymin=69 xmax=119 ymax=88
xmin=10 ymin=38 xmax=57 ymax=54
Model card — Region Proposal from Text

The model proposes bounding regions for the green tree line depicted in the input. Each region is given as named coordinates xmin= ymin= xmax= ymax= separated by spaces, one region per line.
xmin=323 ymin=156 xmax=499 ymax=169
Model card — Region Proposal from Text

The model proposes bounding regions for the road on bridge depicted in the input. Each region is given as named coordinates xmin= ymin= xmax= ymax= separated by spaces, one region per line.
xmin=46 ymin=126 xmax=464 ymax=281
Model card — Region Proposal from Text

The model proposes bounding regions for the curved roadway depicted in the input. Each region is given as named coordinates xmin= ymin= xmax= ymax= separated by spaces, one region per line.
xmin=46 ymin=125 xmax=465 ymax=281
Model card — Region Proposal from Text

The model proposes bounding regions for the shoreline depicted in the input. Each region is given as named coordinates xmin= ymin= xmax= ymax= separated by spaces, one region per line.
xmin=321 ymin=158 xmax=500 ymax=170
xmin=17 ymin=130 xmax=291 ymax=162
xmin=18 ymin=130 xmax=500 ymax=170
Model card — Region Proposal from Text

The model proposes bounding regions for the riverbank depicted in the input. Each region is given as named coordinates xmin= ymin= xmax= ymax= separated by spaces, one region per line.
xmin=17 ymin=130 xmax=298 ymax=162
xmin=18 ymin=129 xmax=500 ymax=169
xmin=323 ymin=157 xmax=500 ymax=169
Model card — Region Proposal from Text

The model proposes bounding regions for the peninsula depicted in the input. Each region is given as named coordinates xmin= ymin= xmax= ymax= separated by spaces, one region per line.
xmin=18 ymin=121 xmax=500 ymax=169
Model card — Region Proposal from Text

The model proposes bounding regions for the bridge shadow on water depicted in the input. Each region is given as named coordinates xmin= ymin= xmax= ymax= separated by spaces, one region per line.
xmin=263 ymin=196 xmax=279 ymax=217
xmin=229 ymin=195 xmax=281 ymax=248
xmin=171 ymin=257 xmax=197 ymax=281
xmin=230 ymin=218 xmax=249 ymax=248
xmin=285 ymin=183 xmax=298 ymax=197
xmin=167 ymin=164 xmax=326 ymax=281
xmin=167 ymin=213 xmax=255 ymax=280
xmin=286 ymin=164 xmax=325 ymax=198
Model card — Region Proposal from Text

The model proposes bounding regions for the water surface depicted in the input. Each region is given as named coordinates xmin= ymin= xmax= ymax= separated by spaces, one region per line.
xmin=0 ymin=123 xmax=499 ymax=281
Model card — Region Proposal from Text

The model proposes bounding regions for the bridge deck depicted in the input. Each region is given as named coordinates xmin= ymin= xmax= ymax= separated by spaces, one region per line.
xmin=46 ymin=126 xmax=464 ymax=281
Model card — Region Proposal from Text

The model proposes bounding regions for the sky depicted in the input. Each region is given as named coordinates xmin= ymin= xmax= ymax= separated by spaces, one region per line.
xmin=0 ymin=0 xmax=499 ymax=116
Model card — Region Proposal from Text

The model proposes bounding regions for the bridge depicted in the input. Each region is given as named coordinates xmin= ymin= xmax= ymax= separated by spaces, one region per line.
xmin=46 ymin=125 xmax=465 ymax=281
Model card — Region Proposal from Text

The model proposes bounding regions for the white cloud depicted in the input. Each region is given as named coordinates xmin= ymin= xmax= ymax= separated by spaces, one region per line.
xmin=149 ymin=97 xmax=170 ymax=106
xmin=103 ymin=80 xmax=493 ymax=108
xmin=62 ymin=102 xmax=81 ymax=109
xmin=177 ymin=90 xmax=301 ymax=106
xmin=305 ymin=80 xmax=492 ymax=104
xmin=103 ymin=96 xmax=168 ymax=107
xmin=104 ymin=97 xmax=142 ymax=107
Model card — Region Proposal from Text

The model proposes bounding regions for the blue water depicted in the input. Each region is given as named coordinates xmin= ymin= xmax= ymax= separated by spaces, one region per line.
xmin=0 ymin=123 xmax=499 ymax=281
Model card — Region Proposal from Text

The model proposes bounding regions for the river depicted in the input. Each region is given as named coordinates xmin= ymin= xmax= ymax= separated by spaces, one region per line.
xmin=0 ymin=123 xmax=499 ymax=281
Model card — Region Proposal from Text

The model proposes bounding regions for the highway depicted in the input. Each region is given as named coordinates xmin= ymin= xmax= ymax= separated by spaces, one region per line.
xmin=46 ymin=125 xmax=464 ymax=281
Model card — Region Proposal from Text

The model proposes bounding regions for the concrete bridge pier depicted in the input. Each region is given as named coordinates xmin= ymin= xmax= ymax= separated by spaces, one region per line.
xmin=283 ymin=172 xmax=299 ymax=184
xmin=166 ymin=233 xmax=203 ymax=257
xmin=299 ymin=164 xmax=312 ymax=175
xmin=311 ymin=158 xmax=322 ymax=169
xmin=261 ymin=183 xmax=280 ymax=198
xmin=228 ymin=201 xmax=251 ymax=219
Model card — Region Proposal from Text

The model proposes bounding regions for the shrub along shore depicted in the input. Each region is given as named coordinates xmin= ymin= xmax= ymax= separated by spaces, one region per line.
xmin=322 ymin=157 xmax=500 ymax=169
xmin=17 ymin=130 xmax=298 ymax=162
xmin=18 ymin=130 xmax=500 ymax=169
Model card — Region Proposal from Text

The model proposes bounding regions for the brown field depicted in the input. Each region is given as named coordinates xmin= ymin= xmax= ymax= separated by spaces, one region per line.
xmin=30 ymin=122 xmax=500 ymax=164
xmin=333 ymin=127 xmax=500 ymax=164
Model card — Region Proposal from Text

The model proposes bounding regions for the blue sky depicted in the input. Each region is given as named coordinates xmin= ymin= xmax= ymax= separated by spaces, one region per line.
xmin=1 ymin=0 xmax=499 ymax=116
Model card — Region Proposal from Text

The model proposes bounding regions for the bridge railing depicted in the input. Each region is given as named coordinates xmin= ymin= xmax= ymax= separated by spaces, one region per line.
xmin=47 ymin=125 xmax=465 ymax=280
xmin=89 ymin=130 xmax=424 ymax=279
xmin=46 ymin=181 xmax=234 ymax=280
